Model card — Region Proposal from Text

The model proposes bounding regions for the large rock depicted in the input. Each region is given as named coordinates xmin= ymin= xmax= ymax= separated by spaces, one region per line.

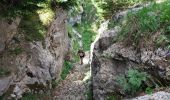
xmin=0 ymin=76 xmax=13 ymax=96
xmin=91 ymin=23 xmax=170 ymax=99
xmin=0 ymin=8 xmax=69 ymax=98
xmin=11 ymin=8 xmax=69 ymax=98
xmin=128 ymin=91 xmax=170 ymax=100
xmin=0 ymin=17 xmax=21 ymax=52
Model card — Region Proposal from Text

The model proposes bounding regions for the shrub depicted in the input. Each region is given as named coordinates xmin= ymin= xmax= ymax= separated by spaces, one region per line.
xmin=145 ymin=87 xmax=153 ymax=95
xmin=117 ymin=0 xmax=170 ymax=48
xmin=51 ymin=79 xmax=61 ymax=88
xmin=85 ymin=89 xmax=93 ymax=100
xmin=9 ymin=47 xmax=24 ymax=55
xmin=92 ymin=0 xmax=153 ymax=19
xmin=60 ymin=61 xmax=73 ymax=80
xmin=117 ymin=69 xmax=147 ymax=95
xmin=22 ymin=93 xmax=37 ymax=100
xmin=107 ymin=96 xmax=116 ymax=100
xmin=0 ymin=0 xmax=47 ymax=17
xmin=55 ymin=0 xmax=79 ymax=10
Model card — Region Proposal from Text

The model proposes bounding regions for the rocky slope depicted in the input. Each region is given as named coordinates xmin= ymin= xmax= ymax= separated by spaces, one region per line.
xmin=0 ymin=8 xmax=69 ymax=99
xmin=52 ymin=51 xmax=91 ymax=100
xmin=91 ymin=15 xmax=170 ymax=100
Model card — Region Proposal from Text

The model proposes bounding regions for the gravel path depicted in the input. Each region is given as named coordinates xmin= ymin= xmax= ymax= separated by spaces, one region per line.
xmin=52 ymin=52 xmax=91 ymax=100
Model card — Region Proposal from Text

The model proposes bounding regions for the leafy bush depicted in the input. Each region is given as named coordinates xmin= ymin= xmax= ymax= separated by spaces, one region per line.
xmin=55 ymin=0 xmax=79 ymax=10
xmin=145 ymin=87 xmax=153 ymax=95
xmin=22 ymin=92 xmax=51 ymax=100
xmin=0 ymin=0 xmax=47 ymax=17
xmin=51 ymin=79 xmax=61 ymax=88
xmin=22 ymin=93 xmax=37 ymax=100
xmin=85 ymin=89 xmax=93 ymax=100
xmin=107 ymin=96 xmax=116 ymax=100
xmin=60 ymin=61 xmax=73 ymax=80
xmin=92 ymin=0 xmax=153 ymax=19
xmin=117 ymin=69 xmax=147 ymax=95
xmin=9 ymin=47 xmax=24 ymax=55
xmin=0 ymin=0 xmax=78 ymax=18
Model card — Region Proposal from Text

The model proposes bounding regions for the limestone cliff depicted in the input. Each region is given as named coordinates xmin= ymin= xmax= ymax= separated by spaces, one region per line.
xmin=91 ymin=19 xmax=170 ymax=100
xmin=0 ymin=8 xmax=69 ymax=99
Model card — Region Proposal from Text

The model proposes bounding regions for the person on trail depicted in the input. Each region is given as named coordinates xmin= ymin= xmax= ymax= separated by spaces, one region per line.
xmin=165 ymin=52 xmax=170 ymax=61
xmin=78 ymin=49 xmax=85 ymax=65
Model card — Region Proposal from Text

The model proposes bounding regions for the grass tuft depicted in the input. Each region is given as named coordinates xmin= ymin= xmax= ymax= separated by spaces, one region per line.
xmin=116 ymin=0 xmax=170 ymax=49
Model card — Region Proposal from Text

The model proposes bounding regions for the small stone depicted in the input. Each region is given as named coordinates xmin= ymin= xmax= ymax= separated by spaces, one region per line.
xmin=10 ymin=94 xmax=16 ymax=98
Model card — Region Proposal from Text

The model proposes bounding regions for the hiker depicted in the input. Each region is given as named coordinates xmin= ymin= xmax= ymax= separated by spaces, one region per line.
xmin=165 ymin=52 xmax=170 ymax=61
xmin=78 ymin=49 xmax=85 ymax=65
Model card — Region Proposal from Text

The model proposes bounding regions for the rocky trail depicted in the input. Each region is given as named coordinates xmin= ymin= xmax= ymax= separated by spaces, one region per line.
xmin=52 ymin=51 xmax=91 ymax=100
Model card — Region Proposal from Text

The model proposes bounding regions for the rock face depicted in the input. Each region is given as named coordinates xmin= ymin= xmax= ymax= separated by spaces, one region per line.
xmin=91 ymin=23 xmax=170 ymax=99
xmin=0 ymin=76 xmax=13 ymax=96
xmin=0 ymin=17 xmax=21 ymax=52
xmin=0 ymin=8 xmax=69 ymax=98
xmin=128 ymin=91 xmax=170 ymax=100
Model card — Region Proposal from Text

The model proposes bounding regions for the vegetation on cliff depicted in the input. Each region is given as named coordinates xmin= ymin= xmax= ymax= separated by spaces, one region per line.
xmin=117 ymin=0 xmax=170 ymax=49
xmin=1 ymin=0 xmax=170 ymax=99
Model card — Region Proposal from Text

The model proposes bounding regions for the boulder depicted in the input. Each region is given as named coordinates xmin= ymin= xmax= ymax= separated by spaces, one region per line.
xmin=0 ymin=76 xmax=13 ymax=96
xmin=128 ymin=91 xmax=170 ymax=100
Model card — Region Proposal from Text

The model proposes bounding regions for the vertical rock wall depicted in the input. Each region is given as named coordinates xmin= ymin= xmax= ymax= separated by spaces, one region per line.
xmin=0 ymin=8 xmax=69 ymax=99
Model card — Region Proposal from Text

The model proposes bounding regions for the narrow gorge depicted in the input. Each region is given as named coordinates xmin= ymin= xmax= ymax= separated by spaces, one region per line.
xmin=0 ymin=0 xmax=170 ymax=100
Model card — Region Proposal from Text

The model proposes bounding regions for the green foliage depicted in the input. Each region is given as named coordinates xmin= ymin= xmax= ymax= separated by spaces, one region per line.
xmin=10 ymin=47 xmax=24 ymax=55
xmin=72 ymin=0 xmax=97 ymax=51
xmin=156 ymin=34 xmax=170 ymax=48
xmin=21 ymin=93 xmax=50 ymax=100
xmin=0 ymin=94 xmax=5 ymax=100
xmin=0 ymin=68 xmax=11 ymax=77
xmin=106 ymin=96 xmax=116 ymax=100
xmin=55 ymin=0 xmax=79 ymax=10
xmin=117 ymin=0 xmax=170 ymax=48
xmin=145 ymin=87 xmax=153 ymax=95
xmin=92 ymin=0 xmax=153 ymax=19
xmin=22 ymin=93 xmax=37 ymax=100
xmin=60 ymin=61 xmax=73 ymax=80
xmin=85 ymin=89 xmax=93 ymax=100
xmin=76 ymin=23 xmax=96 ymax=51
xmin=117 ymin=69 xmax=147 ymax=95
xmin=51 ymin=79 xmax=61 ymax=88
xmin=0 ymin=0 xmax=54 ymax=42
xmin=0 ymin=0 xmax=47 ymax=17
xmin=19 ymin=13 xmax=47 ymax=41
